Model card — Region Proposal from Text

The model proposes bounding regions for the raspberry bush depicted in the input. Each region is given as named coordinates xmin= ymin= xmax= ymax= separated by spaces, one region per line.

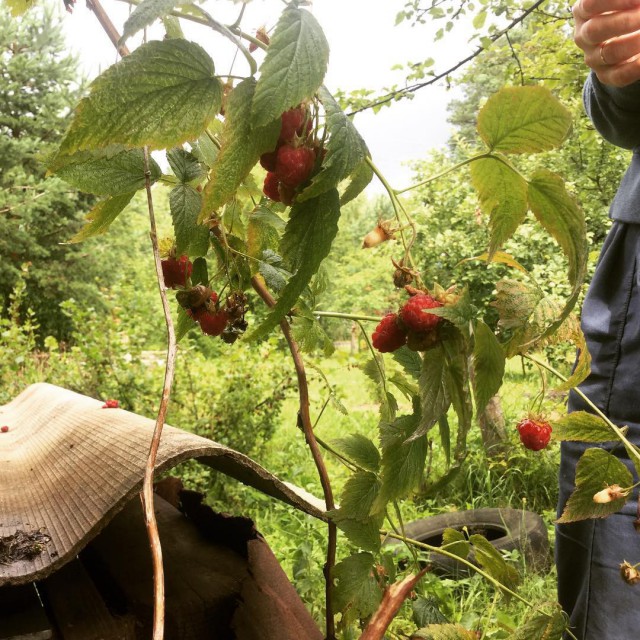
xmin=12 ymin=0 xmax=638 ymax=638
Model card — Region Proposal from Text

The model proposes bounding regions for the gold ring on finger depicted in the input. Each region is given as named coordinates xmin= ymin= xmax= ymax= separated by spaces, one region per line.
xmin=599 ymin=41 xmax=610 ymax=66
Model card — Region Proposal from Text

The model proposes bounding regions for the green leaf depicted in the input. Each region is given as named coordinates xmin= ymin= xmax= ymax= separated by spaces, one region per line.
xmin=333 ymin=434 xmax=381 ymax=472
xmin=393 ymin=347 xmax=422 ymax=380
xmin=191 ymin=256 xmax=208 ymax=286
xmin=170 ymin=185 xmax=209 ymax=257
xmin=291 ymin=307 xmax=335 ymax=356
xmin=438 ymin=415 xmax=451 ymax=467
xmin=58 ymin=40 xmax=221 ymax=154
xmin=441 ymin=528 xmax=470 ymax=560
xmin=298 ymin=86 xmax=368 ymax=201
xmin=247 ymin=207 xmax=285 ymax=267
xmin=461 ymin=250 xmax=529 ymax=274
xmin=470 ymin=155 xmax=528 ymax=257
xmin=472 ymin=321 xmax=505 ymax=414
xmin=374 ymin=412 xmax=428 ymax=510
xmin=477 ymin=86 xmax=572 ymax=154
xmin=200 ymin=78 xmax=280 ymax=218
xmin=491 ymin=278 xmax=543 ymax=330
xmin=167 ymin=147 xmax=207 ymax=183
xmin=527 ymin=169 xmax=587 ymax=287
xmin=469 ymin=534 xmax=520 ymax=592
xmin=330 ymin=509 xmax=384 ymax=552
xmin=121 ymin=0 xmax=186 ymax=43
xmin=249 ymin=189 xmax=341 ymax=341
xmin=557 ymin=448 xmax=633 ymax=523
xmin=555 ymin=325 xmax=591 ymax=392
xmin=552 ymin=411 xmax=615 ymax=443
xmin=332 ymin=552 xmax=383 ymax=624
xmin=55 ymin=148 xmax=161 ymax=195
xmin=340 ymin=158 xmax=374 ymax=206
xmin=339 ymin=471 xmax=383 ymax=521
xmin=175 ymin=304 xmax=196 ymax=342
xmin=511 ymin=607 xmax=567 ymax=640
xmin=412 ymin=624 xmax=478 ymax=640
xmin=251 ymin=6 xmax=329 ymax=127
xmin=412 ymin=597 xmax=449 ymax=627
xmin=70 ymin=191 xmax=136 ymax=242
xmin=6 ymin=0 xmax=35 ymax=17
xmin=417 ymin=345 xmax=450 ymax=440
xmin=427 ymin=289 xmax=475 ymax=335
xmin=472 ymin=9 xmax=487 ymax=28
xmin=443 ymin=343 xmax=473 ymax=455
xmin=362 ymin=355 xmax=397 ymax=422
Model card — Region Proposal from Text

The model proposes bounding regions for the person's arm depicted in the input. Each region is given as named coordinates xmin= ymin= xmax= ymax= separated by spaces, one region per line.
xmin=584 ymin=71 xmax=640 ymax=149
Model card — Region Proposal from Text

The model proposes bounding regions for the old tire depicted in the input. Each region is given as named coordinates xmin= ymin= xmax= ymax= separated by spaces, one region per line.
xmin=385 ymin=507 xmax=550 ymax=578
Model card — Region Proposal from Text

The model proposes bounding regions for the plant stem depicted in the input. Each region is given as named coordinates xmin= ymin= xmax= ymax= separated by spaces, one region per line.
xmin=85 ymin=0 xmax=130 ymax=56
xmin=525 ymin=354 xmax=640 ymax=468
xmin=314 ymin=310 xmax=381 ymax=323
xmin=394 ymin=153 xmax=490 ymax=195
xmin=251 ymin=275 xmax=337 ymax=640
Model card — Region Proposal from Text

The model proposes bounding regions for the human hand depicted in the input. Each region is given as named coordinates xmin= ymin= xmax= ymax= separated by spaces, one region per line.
xmin=573 ymin=0 xmax=640 ymax=86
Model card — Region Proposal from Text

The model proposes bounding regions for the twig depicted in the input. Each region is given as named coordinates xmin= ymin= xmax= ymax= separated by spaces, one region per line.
xmin=348 ymin=0 xmax=547 ymax=115
xmin=142 ymin=147 xmax=177 ymax=640
xmin=83 ymin=5 xmax=172 ymax=638
xmin=251 ymin=275 xmax=337 ymax=640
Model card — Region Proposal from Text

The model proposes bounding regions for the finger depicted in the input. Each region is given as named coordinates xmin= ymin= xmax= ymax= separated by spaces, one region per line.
xmin=575 ymin=0 xmax=640 ymax=20
xmin=596 ymin=54 xmax=640 ymax=86
xmin=578 ymin=9 xmax=640 ymax=46
xmin=586 ymin=32 xmax=640 ymax=66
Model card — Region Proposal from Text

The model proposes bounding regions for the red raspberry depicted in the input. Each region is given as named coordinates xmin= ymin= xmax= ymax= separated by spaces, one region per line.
xmin=102 ymin=399 xmax=119 ymax=409
xmin=198 ymin=310 xmax=229 ymax=337
xmin=399 ymin=294 xmax=443 ymax=333
xmin=372 ymin=314 xmax=407 ymax=353
xmin=1 ymin=426 xmax=9 ymax=433
xmin=161 ymin=255 xmax=192 ymax=289
xmin=279 ymin=107 xmax=310 ymax=143
xmin=516 ymin=417 xmax=552 ymax=451
xmin=260 ymin=150 xmax=278 ymax=172
xmin=263 ymin=172 xmax=281 ymax=201
xmin=275 ymin=145 xmax=316 ymax=187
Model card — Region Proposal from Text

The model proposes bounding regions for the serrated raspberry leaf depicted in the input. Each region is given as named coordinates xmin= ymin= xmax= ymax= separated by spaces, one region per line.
xmin=290 ymin=303 xmax=335 ymax=356
xmin=248 ymin=189 xmax=340 ymax=342
xmin=54 ymin=148 xmax=161 ymax=196
xmin=392 ymin=347 xmax=423 ymax=381
xmin=469 ymin=534 xmax=520 ymax=592
xmin=340 ymin=159 xmax=374 ymax=206
xmin=166 ymin=147 xmax=207 ymax=184
xmin=251 ymin=6 xmax=329 ymax=128
xmin=443 ymin=342 xmax=473 ymax=452
xmin=557 ymin=448 xmax=633 ymax=524
xmin=413 ymin=623 xmax=479 ymax=639
xmin=416 ymin=345 xmax=450 ymax=441
xmin=441 ymin=528 xmax=470 ymax=561
xmin=191 ymin=257 xmax=208 ymax=287
xmin=470 ymin=155 xmax=528 ymax=259
xmin=477 ymin=85 xmax=572 ymax=155
xmin=472 ymin=321 xmax=505 ymax=415
xmin=333 ymin=434 xmax=381 ymax=473
xmin=170 ymin=184 xmax=209 ymax=258
xmin=57 ymin=40 xmax=222 ymax=155
xmin=70 ymin=191 xmax=136 ymax=243
xmin=362 ymin=356 xmax=398 ymax=423
xmin=510 ymin=607 xmax=567 ymax=640
xmin=247 ymin=208 xmax=286 ymax=273
xmin=329 ymin=508 xmax=385 ymax=553
xmin=175 ymin=304 xmax=196 ymax=343
xmin=297 ymin=86 xmax=369 ymax=202
xmin=331 ymin=552 xmax=383 ymax=625
xmin=551 ymin=411 xmax=615 ymax=443
xmin=337 ymin=471 xmax=383 ymax=521
xmin=120 ymin=0 xmax=186 ymax=44
xmin=200 ymin=78 xmax=280 ymax=220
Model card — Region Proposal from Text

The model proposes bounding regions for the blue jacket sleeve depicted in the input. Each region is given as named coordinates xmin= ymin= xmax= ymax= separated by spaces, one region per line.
xmin=584 ymin=71 xmax=640 ymax=150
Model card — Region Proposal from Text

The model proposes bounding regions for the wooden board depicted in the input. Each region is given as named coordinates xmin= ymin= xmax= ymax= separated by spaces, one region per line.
xmin=39 ymin=558 xmax=136 ymax=640
xmin=0 ymin=583 xmax=52 ymax=640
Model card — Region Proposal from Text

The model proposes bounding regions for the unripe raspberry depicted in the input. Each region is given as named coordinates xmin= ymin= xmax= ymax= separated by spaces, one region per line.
xmin=372 ymin=314 xmax=407 ymax=353
xmin=516 ymin=417 xmax=552 ymax=451
xmin=400 ymin=294 xmax=443 ymax=333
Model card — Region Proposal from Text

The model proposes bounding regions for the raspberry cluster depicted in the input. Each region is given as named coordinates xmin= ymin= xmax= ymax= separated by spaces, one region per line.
xmin=516 ymin=417 xmax=552 ymax=451
xmin=183 ymin=287 xmax=248 ymax=344
xmin=372 ymin=293 xmax=445 ymax=353
xmin=261 ymin=106 xmax=319 ymax=205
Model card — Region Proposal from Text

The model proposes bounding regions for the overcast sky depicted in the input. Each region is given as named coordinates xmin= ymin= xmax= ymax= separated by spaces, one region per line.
xmin=59 ymin=0 xmax=473 ymax=192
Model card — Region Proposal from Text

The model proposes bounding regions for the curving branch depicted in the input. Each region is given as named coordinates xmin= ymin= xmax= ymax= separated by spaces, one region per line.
xmin=251 ymin=275 xmax=337 ymax=640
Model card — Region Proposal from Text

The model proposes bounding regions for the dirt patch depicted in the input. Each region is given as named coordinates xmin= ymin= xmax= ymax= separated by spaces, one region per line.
xmin=0 ymin=529 xmax=51 ymax=564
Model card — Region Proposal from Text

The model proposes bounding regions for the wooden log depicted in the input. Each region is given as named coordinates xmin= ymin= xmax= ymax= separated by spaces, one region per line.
xmin=39 ymin=558 xmax=136 ymax=640
xmin=0 ymin=583 xmax=52 ymax=640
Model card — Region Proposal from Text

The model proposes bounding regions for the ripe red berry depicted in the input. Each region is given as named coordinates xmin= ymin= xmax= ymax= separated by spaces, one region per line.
xmin=1 ymin=426 xmax=9 ymax=433
xmin=198 ymin=309 xmax=229 ymax=336
xmin=516 ymin=417 xmax=552 ymax=451
xmin=263 ymin=171 xmax=281 ymax=202
xmin=279 ymin=107 xmax=309 ymax=143
xmin=102 ymin=399 xmax=119 ymax=409
xmin=372 ymin=314 xmax=407 ymax=353
xmin=161 ymin=255 xmax=192 ymax=289
xmin=400 ymin=294 xmax=443 ymax=333
xmin=275 ymin=145 xmax=316 ymax=187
